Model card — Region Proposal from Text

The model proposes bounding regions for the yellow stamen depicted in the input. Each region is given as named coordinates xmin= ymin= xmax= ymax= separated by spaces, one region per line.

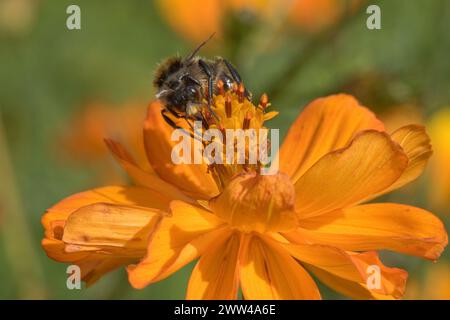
xmin=243 ymin=111 xmax=252 ymax=129
xmin=189 ymin=83 xmax=278 ymax=189
xmin=259 ymin=93 xmax=269 ymax=110
xmin=225 ymin=94 xmax=232 ymax=118
xmin=238 ymin=83 xmax=245 ymax=103
xmin=217 ymin=79 xmax=225 ymax=95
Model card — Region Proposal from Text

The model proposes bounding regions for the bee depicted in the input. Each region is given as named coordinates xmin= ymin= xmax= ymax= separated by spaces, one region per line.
xmin=153 ymin=34 xmax=251 ymax=130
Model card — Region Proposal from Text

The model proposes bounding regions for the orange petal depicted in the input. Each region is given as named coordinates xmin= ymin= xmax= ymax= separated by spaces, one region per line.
xmin=62 ymin=203 xmax=163 ymax=257
xmin=186 ymin=232 xmax=240 ymax=300
xmin=78 ymin=256 xmax=134 ymax=287
xmin=263 ymin=111 xmax=279 ymax=121
xmin=281 ymin=242 xmax=363 ymax=281
xmin=127 ymin=201 xmax=227 ymax=288
xmin=41 ymin=238 xmax=135 ymax=287
xmin=42 ymin=185 xmax=171 ymax=240
xmin=42 ymin=238 xmax=88 ymax=262
xmin=143 ymin=102 xmax=219 ymax=200
xmin=280 ymin=241 xmax=407 ymax=298
xmin=305 ymin=265 xmax=397 ymax=300
xmin=348 ymin=251 xmax=407 ymax=299
xmin=294 ymin=203 xmax=448 ymax=260
xmin=42 ymin=186 xmax=169 ymax=285
xmin=294 ymin=131 xmax=408 ymax=219
xmin=368 ymin=125 xmax=432 ymax=200
xmin=105 ymin=139 xmax=193 ymax=203
xmin=280 ymin=94 xmax=384 ymax=182
xmin=239 ymin=235 xmax=321 ymax=300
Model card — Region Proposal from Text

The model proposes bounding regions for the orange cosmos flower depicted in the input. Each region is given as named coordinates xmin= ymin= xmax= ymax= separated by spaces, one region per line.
xmin=42 ymin=90 xmax=447 ymax=298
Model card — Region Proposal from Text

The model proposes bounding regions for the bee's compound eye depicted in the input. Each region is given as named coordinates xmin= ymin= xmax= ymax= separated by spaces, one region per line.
xmin=186 ymin=86 xmax=198 ymax=100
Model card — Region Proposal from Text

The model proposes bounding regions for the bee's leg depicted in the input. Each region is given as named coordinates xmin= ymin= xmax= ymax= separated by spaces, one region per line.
xmin=193 ymin=111 xmax=209 ymax=130
xmin=184 ymin=118 xmax=200 ymax=139
xmin=161 ymin=109 xmax=179 ymax=129
xmin=184 ymin=118 xmax=195 ymax=132
xmin=223 ymin=58 xmax=252 ymax=100
xmin=183 ymin=112 xmax=204 ymax=139
xmin=182 ymin=117 xmax=208 ymax=147
xmin=161 ymin=109 xmax=202 ymax=142
xmin=223 ymin=59 xmax=242 ymax=84
xmin=198 ymin=59 xmax=219 ymax=122
xmin=186 ymin=118 xmax=207 ymax=144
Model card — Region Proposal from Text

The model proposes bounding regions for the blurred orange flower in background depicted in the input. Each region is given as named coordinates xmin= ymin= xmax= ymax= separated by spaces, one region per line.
xmin=379 ymin=104 xmax=424 ymax=133
xmin=289 ymin=0 xmax=348 ymax=33
xmin=59 ymin=102 xmax=148 ymax=184
xmin=0 ymin=0 xmax=39 ymax=36
xmin=156 ymin=0 xmax=223 ymax=43
xmin=427 ymin=107 xmax=450 ymax=212
xmin=406 ymin=262 xmax=450 ymax=300
xmin=42 ymin=91 xmax=447 ymax=299
xmin=156 ymin=0 xmax=362 ymax=43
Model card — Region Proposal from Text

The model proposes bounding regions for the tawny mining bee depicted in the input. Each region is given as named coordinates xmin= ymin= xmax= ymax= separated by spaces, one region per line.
xmin=153 ymin=34 xmax=252 ymax=130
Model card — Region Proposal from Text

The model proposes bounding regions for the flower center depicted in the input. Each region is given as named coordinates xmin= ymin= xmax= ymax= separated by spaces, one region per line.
xmin=209 ymin=171 xmax=298 ymax=233
xmin=197 ymin=82 xmax=278 ymax=190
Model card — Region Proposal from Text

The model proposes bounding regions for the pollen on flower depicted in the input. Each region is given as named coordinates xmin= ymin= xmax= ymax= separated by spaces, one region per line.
xmin=242 ymin=111 xmax=252 ymax=129
xmin=225 ymin=93 xmax=232 ymax=118
xmin=208 ymin=82 xmax=276 ymax=131
xmin=168 ymin=80 xmax=278 ymax=190
xmin=188 ymin=82 xmax=279 ymax=190
xmin=259 ymin=93 xmax=270 ymax=110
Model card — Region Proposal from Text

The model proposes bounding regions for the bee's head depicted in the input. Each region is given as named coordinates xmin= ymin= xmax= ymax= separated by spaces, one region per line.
xmin=153 ymin=33 xmax=215 ymax=102
xmin=154 ymin=56 xmax=203 ymax=109
xmin=153 ymin=56 xmax=184 ymax=105
xmin=153 ymin=56 xmax=183 ymax=90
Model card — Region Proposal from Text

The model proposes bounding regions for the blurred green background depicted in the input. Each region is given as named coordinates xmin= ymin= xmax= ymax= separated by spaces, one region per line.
xmin=0 ymin=0 xmax=449 ymax=299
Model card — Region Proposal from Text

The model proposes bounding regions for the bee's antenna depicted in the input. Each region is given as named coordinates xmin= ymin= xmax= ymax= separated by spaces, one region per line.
xmin=185 ymin=32 xmax=216 ymax=63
